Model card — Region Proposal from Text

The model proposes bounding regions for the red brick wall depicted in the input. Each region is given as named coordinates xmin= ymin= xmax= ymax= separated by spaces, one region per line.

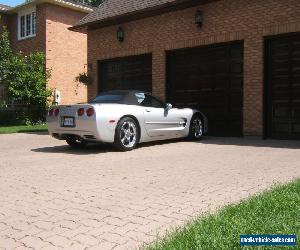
xmin=7 ymin=5 xmax=46 ymax=54
xmin=45 ymin=4 xmax=88 ymax=104
xmin=87 ymin=0 xmax=300 ymax=137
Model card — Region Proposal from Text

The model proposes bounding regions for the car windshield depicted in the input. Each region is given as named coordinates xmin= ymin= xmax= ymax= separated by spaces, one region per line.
xmin=91 ymin=94 xmax=124 ymax=103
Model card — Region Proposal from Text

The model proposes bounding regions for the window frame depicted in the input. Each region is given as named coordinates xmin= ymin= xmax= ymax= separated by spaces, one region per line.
xmin=136 ymin=93 xmax=166 ymax=109
xmin=18 ymin=7 xmax=36 ymax=40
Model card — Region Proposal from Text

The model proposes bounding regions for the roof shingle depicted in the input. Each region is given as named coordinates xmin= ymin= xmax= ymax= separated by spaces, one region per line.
xmin=0 ymin=3 xmax=11 ymax=11
xmin=76 ymin=0 xmax=183 ymax=27
xmin=0 ymin=0 xmax=93 ymax=14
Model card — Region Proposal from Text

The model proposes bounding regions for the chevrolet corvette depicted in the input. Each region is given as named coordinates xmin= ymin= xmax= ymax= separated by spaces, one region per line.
xmin=47 ymin=90 xmax=208 ymax=151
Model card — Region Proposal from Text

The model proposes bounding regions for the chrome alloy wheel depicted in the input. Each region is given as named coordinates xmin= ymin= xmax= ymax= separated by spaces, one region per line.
xmin=192 ymin=118 xmax=203 ymax=138
xmin=120 ymin=121 xmax=137 ymax=148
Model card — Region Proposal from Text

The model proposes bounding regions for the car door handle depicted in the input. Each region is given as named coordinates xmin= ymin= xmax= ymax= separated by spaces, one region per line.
xmin=145 ymin=109 xmax=151 ymax=112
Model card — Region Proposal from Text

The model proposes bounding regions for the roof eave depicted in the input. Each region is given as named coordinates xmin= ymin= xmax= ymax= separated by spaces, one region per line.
xmin=0 ymin=6 xmax=11 ymax=12
xmin=5 ymin=0 xmax=93 ymax=14
xmin=71 ymin=0 xmax=220 ymax=32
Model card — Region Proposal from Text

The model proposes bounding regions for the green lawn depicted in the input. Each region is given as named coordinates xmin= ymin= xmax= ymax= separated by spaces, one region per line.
xmin=0 ymin=124 xmax=48 ymax=134
xmin=147 ymin=179 xmax=300 ymax=250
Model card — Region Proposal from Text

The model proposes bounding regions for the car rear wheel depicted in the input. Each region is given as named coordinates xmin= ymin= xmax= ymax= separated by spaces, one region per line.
xmin=66 ymin=137 xmax=87 ymax=149
xmin=114 ymin=117 xmax=139 ymax=151
xmin=189 ymin=115 xmax=203 ymax=140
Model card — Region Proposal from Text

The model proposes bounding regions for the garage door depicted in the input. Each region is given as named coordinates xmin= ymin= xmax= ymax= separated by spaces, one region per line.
xmin=167 ymin=42 xmax=244 ymax=136
xmin=265 ymin=34 xmax=300 ymax=140
xmin=98 ymin=54 xmax=152 ymax=93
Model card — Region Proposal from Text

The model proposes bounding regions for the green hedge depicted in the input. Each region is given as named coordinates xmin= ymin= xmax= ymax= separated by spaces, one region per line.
xmin=0 ymin=106 xmax=46 ymax=125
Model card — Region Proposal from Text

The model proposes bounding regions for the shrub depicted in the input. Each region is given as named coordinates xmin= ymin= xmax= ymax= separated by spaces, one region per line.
xmin=0 ymin=27 xmax=52 ymax=124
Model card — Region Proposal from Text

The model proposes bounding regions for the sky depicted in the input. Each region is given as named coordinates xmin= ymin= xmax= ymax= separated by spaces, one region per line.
xmin=1 ymin=0 xmax=24 ymax=7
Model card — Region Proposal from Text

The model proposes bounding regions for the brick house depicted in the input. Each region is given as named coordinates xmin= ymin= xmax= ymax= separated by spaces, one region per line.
xmin=0 ymin=0 xmax=93 ymax=104
xmin=71 ymin=0 xmax=300 ymax=140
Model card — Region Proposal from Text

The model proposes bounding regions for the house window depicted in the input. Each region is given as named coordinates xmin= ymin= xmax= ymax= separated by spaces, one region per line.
xmin=32 ymin=12 xmax=36 ymax=34
xmin=19 ymin=9 xmax=36 ymax=40
xmin=20 ymin=16 xmax=25 ymax=38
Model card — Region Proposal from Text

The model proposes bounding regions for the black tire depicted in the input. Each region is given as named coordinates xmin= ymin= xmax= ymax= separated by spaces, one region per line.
xmin=114 ymin=117 xmax=139 ymax=151
xmin=66 ymin=137 xmax=87 ymax=149
xmin=189 ymin=115 xmax=204 ymax=140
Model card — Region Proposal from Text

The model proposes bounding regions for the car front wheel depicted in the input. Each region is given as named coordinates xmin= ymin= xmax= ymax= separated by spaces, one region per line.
xmin=189 ymin=115 xmax=203 ymax=140
xmin=114 ymin=117 xmax=139 ymax=151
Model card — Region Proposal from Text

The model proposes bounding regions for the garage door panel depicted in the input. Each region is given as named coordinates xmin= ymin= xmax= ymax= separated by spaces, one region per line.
xmin=213 ymin=120 xmax=242 ymax=137
xmin=213 ymin=48 xmax=227 ymax=58
xmin=292 ymin=74 xmax=300 ymax=81
xmin=230 ymin=77 xmax=243 ymax=89
xmin=272 ymin=85 xmax=290 ymax=99
xmin=230 ymin=93 xmax=243 ymax=106
xmin=167 ymin=41 xmax=244 ymax=136
xmin=99 ymin=54 xmax=152 ymax=93
xmin=292 ymin=67 xmax=300 ymax=76
xmin=273 ymin=104 xmax=290 ymax=119
xmin=190 ymin=80 xmax=213 ymax=90
xmin=272 ymin=122 xmax=290 ymax=134
xmin=291 ymin=85 xmax=300 ymax=98
xmin=265 ymin=33 xmax=300 ymax=139
xmin=230 ymin=62 xmax=243 ymax=73
xmin=215 ymin=62 xmax=228 ymax=74
xmin=292 ymin=105 xmax=300 ymax=117
xmin=273 ymin=47 xmax=289 ymax=56
xmin=293 ymin=42 xmax=300 ymax=52
xmin=197 ymin=95 xmax=215 ymax=107
xmin=292 ymin=103 xmax=300 ymax=135
xmin=215 ymin=83 xmax=230 ymax=91
xmin=292 ymin=124 xmax=300 ymax=135
xmin=272 ymin=60 xmax=290 ymax=71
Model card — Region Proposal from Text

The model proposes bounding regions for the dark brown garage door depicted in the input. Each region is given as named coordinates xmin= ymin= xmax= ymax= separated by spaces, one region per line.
xmin=265 ymin=33 xmax=300 ymax=140
xmin=98 ymin=54 xmax=152 ymax=93
xmin=167 ymin=42 xmax=244 ymax=136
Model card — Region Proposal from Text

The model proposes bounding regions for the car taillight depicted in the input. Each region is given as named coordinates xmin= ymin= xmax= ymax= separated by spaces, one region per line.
xmin=54 ymin=108 xmax=59 ymax=116
xmin=78 ymin=108 xmax=84 ymax=116
xmin=86 ymin=108 xmax=94 ymax=117
xmin=48 ymin=109 xmax=54 ymax=116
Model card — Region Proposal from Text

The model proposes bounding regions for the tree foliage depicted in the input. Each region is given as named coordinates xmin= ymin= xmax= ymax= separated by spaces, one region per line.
xmin=0 ymin=26 xmax=13 ymax=87
xmin=84 ymin=0 xmax=104 ymax=7
xmin=7 ymin=52 xmax=52 ymax=109
xmin=0 ymin=27 xmax=52 ymax=123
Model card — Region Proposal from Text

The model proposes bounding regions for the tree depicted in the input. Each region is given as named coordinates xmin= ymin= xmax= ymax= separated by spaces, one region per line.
xmin=7 ymin=52 xmax=52 ymax=111
xmin=84 ymin=0 xmax=104 ymax=7
xmin=0 ymin=27 xmax=52 ymax=123
xmin=0 ymin=27 xmax=13 ymax=88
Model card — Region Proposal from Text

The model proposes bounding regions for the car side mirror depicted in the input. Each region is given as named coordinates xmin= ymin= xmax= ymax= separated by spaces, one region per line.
xmin=165 ymin=103 xmax=172 ymax=111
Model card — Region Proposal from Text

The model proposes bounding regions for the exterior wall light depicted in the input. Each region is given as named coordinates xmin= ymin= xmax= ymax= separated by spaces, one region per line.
xmin=195 ymin=10 xmax=204 ymax=27
xmin=117 ymin=27 xmax=124 ymax=42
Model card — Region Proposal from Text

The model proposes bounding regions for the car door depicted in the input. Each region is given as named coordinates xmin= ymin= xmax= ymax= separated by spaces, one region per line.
xmin=137 ymin=93 xmax=186 ymax=137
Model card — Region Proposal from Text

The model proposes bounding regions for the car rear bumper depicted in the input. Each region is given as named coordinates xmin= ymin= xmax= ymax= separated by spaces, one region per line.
xmin=47 ymin=116 xmax=101 ymax=142
xmin=47 ymin=117 xmax=116 ymax=143
xmin=49 ymin=129 xmax=99 ymax=142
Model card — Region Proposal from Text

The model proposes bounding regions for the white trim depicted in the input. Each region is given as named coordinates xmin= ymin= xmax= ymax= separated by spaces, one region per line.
xmin=17 ymin=6 xmax=37 ymax=41
xmin=53 ymin=0 xmax=92 ymax=12
xmin=18 ymin=33 xmax=36 ymax=41
xmin=7 ymin=0 xmax=92 ymax=14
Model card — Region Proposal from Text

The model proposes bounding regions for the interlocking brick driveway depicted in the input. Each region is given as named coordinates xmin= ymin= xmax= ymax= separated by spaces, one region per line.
xmin=0 ymin=133 xmax=299 ymax=249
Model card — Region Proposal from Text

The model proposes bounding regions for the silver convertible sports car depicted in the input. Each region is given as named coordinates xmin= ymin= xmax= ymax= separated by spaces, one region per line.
xmin=47 ymin=90 xmax=208 ymax=151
